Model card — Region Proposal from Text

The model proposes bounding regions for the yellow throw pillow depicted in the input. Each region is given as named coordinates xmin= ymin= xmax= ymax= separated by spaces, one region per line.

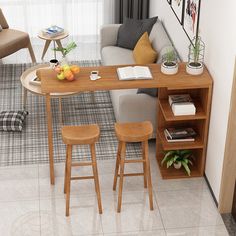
xmin=133 ymin=32 xmax=157 ymax=64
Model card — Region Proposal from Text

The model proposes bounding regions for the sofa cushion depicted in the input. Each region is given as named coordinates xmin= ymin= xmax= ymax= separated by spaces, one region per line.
xmin=133 ymin=32 xmax=157 ymax=64
xmin=116 ymin=17 xmax=158 ymax=50
xmin=137 ymin=88 xmax=158 ymax=97
xmin=0 ymin=29 xmax=30 ymax=58
xmin=101 ymin=46 xmax=135 ymax=66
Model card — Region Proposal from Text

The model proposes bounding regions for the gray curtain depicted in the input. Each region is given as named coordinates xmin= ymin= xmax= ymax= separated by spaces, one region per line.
xmin=115 ymin=0 xmax=150 ymax=23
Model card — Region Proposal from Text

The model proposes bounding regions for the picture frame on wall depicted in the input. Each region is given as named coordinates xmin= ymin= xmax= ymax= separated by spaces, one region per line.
xmin=183 ymin=0 xmax=201 ymax=41
xmin=167 ymin=0 xmax=171 ymax=4
xmin=171 ymin=0 xmax=185 ymax=24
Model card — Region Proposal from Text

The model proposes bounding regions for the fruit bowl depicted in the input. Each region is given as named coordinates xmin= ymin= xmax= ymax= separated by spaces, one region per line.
xmin=54 ymin=64 xmax=80 ymax=81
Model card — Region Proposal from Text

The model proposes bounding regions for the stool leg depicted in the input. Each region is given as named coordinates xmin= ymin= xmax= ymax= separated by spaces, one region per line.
xmin=143 ymin=141 xmax=154 ymax=210
xmin=64 ymin=146 xmax=69 ymax=194
xmin=142 ymin=142 xmax=147 ymax=188
xmin=90 ymin=143 xmax=103 ymax=214
xmin=117 ymin=142 xmax=126 ymax=213
xmin=113 ymin=141 xmax=122 ymax=191
xmin=66 ymin=145 xmax=72 ymax=216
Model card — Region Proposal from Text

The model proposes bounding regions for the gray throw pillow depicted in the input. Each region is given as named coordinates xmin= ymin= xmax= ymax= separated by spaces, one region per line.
xmin=0 ymin=110 xmax=28 ymax=131
xmin=137 ymin=88 xmax=158 ymax=97
xmin=0 ymin=24 xmax=2 ymax=32
xmin=117 ymin=16 xmax=158 ymax=50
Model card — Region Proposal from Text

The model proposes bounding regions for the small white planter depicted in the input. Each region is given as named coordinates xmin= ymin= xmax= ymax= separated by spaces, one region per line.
xmin=174 ymin=162 xmax=182 ymax=169
xmin=186 ymin=62 xmax=204 ymax=75
xmin=161 ymin=61 xmax=178 ymax=75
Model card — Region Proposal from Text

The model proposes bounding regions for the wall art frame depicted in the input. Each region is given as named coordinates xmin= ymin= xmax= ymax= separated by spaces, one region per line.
xmin=171 ymin=0 xmax=185 ymax=24
xmin=183 ymin=0 xmax=201 ymax=42
xmin=167 ymin=0 xmax=172 ymax=5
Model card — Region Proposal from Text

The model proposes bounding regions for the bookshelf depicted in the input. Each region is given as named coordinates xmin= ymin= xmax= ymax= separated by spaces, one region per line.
xmin=156 ymin=68 xmax=213 ymax=179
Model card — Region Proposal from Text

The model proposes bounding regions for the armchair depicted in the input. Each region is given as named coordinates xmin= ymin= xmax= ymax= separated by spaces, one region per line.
xmin=0 ymin=9 xmax=36 ymax=62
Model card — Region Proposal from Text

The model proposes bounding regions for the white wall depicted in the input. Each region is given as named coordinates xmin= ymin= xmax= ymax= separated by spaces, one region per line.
xmin=150 ymin=0 xmax=236 ymax=202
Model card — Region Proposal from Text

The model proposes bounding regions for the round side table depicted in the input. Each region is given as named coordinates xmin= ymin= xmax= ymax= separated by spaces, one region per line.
xmin=20 ymin=64 xmax=79 ymax=125
xmin=38 ymin=31 xmax=69 ymax=60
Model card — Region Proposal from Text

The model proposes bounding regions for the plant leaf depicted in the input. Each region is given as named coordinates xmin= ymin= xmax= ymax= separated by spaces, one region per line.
xmin=182 ymin=161 xmax=191 ymax=176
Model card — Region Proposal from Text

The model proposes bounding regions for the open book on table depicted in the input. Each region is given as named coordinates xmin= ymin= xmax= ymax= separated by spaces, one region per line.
xmin=117 ymin=66 xmax=153 ymax=80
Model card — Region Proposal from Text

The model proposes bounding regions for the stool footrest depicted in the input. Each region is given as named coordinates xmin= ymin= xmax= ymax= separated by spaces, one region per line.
xmin=118 ymin=173 xmax=144 ymax=177
xmin=71 ymin=176 xmax=94 ymax=180
xmin=124 ymin=159 xmax=145 ymax=163
xmin=71 ymin=162 xmax=93 ymax=167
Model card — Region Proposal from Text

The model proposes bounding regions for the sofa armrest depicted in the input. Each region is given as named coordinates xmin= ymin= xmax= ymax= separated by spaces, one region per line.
xmin=100 ymin=24 xmax=121 ymax=50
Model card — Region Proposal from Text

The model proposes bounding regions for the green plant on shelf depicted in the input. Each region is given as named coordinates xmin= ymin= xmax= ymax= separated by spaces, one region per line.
xmin=161 ymin=150 xmax=193 ymax=176
xmin=163 ymin=48 xmax=176 ymax=66
xmin=53 ymin=41 xmax=77 ymax=57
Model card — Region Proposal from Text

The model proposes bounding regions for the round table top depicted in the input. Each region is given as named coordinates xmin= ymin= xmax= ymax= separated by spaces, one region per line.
xmin=38 ymin=30 xmax=69 ymax=41
xmin=20 ymin=64 xmax=79 ymax=97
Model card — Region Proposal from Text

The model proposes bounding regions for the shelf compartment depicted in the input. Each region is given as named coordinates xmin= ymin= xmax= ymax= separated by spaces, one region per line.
xmin=159 ymin=99 xmax=207 ymax=121
xmin=158 ymin=128 xmax=204 ymax=150
xmin=156 ymin=149 xmax=203 ymax=179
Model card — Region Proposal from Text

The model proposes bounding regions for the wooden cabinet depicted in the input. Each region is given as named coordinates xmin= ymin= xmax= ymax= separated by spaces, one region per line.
xmin=156 ymin=67 xmax=213 ymax=179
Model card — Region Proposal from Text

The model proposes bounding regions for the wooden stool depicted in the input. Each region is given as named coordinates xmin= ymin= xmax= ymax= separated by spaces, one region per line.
xmin=113 ymin=121 xmax=154 ymax=212
xmin=61 ymin=124 xmax=102 ymax=216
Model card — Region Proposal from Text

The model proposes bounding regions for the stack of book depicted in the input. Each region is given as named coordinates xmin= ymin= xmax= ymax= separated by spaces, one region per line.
xmin=42 ymin=25 xmax=64 ymax=38
xmin=164 ymin=127 xmax=197 ymax=142
xmin=168 ymin=94 xmax=196 ymax=116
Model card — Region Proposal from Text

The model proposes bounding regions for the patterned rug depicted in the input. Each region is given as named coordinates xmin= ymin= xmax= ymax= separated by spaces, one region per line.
xmin=0 ymin=60 xmax=141 ymax=166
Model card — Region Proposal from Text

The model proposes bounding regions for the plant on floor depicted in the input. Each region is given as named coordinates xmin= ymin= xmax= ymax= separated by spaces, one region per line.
xmin=161 ymin=150 xmax=193 ymax=176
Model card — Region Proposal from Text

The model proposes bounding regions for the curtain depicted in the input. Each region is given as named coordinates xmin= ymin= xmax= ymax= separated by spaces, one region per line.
xmin=0 ymin=0 xmax=115 ymax=44
xmin=115 ymin=0 xmax=149 ymax=23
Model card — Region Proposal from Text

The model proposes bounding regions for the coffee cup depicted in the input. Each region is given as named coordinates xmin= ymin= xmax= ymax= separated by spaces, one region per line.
xmin=49 ymin=59 xmax=59 ymax=69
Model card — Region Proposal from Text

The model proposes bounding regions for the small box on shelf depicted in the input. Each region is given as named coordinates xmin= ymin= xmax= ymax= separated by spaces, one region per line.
xmin=168 ymin=94 xmax=196 ymax=116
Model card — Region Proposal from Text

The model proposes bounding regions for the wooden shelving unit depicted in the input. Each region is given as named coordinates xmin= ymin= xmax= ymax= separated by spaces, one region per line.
xmin=156 ymin=67 xmax=213 ymax=179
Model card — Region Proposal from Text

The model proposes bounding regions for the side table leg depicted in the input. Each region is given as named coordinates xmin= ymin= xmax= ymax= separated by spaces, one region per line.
xmin=41 ymin=40 xmax=51 ymax=60
xmin=45 ymin=94 xmax=55 ymax=185
xmin=23 ymin=88 xmax=27 ymax=110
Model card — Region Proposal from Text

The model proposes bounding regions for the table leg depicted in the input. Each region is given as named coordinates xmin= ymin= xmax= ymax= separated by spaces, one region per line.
xmin=45 ymin=94 xmax=55 ymax=185
xmin=58 ymin=97 xmax=63 ymax=126
xmin=41 ymin=40 xmax=51 ymax=60
xmin=23 ymin=88 xmax=27 ymax=110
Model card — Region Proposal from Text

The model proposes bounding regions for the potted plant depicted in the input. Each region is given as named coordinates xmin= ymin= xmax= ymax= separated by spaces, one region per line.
xmin=53 ymin=41 xmax=77 ymax=65
xmin=186 ymin=36 xmax=205 ymax=75
xmin=161 ymin=46 xmax=178 ymax=75
xmin=161 ymin=150 xmax=193 ymax=176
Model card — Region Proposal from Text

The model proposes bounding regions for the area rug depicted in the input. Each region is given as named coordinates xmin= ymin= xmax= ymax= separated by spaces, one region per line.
xmin=0 ymin=60 xmax=141 ymax=166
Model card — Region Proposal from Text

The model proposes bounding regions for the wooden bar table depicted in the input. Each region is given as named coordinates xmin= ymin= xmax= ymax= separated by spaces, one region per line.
xmin=39 ymin=63 xmax=213 ymax=184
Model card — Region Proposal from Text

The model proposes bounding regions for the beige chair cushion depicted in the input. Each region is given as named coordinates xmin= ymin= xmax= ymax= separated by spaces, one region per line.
xmin=0 ymin=9 xmax=9 ymax=29
xmin=0 ymin=29 xmax=30 ymax=58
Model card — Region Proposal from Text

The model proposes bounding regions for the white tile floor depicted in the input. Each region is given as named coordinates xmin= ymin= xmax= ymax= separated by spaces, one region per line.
xmin=0 ymin=141 xmax=229 ymax=236
xmin=0 ymin=44 xmax=229 ymax=235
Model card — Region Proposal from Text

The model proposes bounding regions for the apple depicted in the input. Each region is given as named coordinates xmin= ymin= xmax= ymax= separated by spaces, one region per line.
xmin=54 ymin=66 xmax=62 ymax=73
xmin=64 ymin=70 xmax=73 ymax=79
xmin=70 ymin=65 xmax=80 ymax=74
xmin=62 ymin=64 xmax=70 ymax=71
xmin=57 ymin=72 xmax=65 ymax=80
xmin=66 ymin=74 xmax=74 ymax=81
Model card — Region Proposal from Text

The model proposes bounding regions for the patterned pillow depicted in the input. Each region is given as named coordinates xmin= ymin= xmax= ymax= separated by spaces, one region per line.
xmin=0 ymin=111 xmax=28 ymax=131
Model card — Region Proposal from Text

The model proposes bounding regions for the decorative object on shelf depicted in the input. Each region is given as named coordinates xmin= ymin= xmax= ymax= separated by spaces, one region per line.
xmin=54 ymin=64 xmax=80 ymax=81
xmin=183 ymin=0 xmax=201 ymax=41
xmin=161 ymin=150 xmax=193 ymax=176
xmin=161 ymin=46 xmax=178 ymax=75
xmin=171 ymin=0 xmax=184 ymax=24
xmin=186 ymin=36 xmax=205 ymax=75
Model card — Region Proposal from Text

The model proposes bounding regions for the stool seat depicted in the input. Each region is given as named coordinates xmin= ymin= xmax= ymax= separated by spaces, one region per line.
xmin=115 ymin=121 xmax=153 ymax=142
xmin=61 ymin=125 xmax=100 ymax=145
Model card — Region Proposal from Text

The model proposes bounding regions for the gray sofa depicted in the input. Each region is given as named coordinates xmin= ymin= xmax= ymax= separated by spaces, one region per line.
xmin=100 ymin=19 xmax=173 ymax=135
